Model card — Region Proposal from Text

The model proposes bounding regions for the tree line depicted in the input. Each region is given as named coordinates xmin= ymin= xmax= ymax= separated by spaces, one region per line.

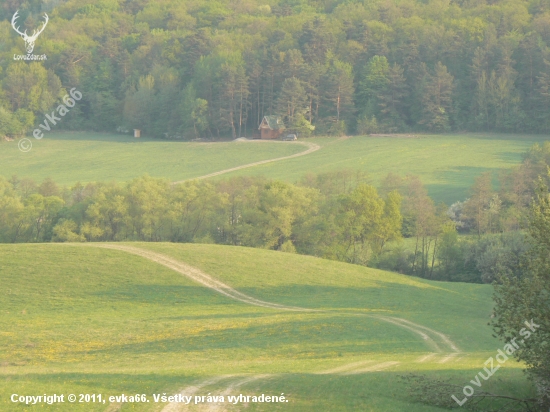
xmin=1 ymin=142 xmax=548 ymax=282
xmin=2 ymin=0 xmax=550 ymax=139
xmin=0 ymin=171 xmax=402 ymax=262
xmin=379 ymin=141 xmax=550 ymax=282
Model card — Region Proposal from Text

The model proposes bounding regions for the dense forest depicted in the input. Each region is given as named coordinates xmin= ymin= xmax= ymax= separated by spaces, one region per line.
xmin=1 ymin=0 xmax=550 ymax=138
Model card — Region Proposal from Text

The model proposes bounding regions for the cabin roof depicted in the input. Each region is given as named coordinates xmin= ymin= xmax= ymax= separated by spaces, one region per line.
xmin=259 ymin=115 xmax=284 ymax=130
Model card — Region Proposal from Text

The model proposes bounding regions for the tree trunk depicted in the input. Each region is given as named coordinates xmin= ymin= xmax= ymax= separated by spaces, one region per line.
xmin=430 ymin=236 xmax=438 ymax=278
xmin=412 ymin=235 xmax=420 ymax=274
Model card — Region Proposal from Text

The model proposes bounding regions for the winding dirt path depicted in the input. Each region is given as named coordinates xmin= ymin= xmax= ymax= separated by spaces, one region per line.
xmin=87 ymin=243 xmax=460 ymax=412
xmin=415 ymin=353 xmax=437 ymax=363
xmin=341 ymin=361 xmax=400 ymax=375
xmin=172 ymin=141 xmax=320 ymax=184
xmin=315 ymin=360 xmax=375 ymax=375
xmin=384 ymin=317 xmax=460 ymax=352
xmin=207 ymin=375 xmax=272 ymax=412
xmin=160 ymin=376 xmax=235 ymax=412
xmin=95 ymin=244 xmax=310 ymax=312
xmin=91 ymin=244 xmax=459 ymax=353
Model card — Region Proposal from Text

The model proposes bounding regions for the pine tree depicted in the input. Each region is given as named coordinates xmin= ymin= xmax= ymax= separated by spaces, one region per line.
xmin=277 ymin=77 xmax=308 ymax=128
xmin=378 ymin=64 xmax=407 ymax=131
xmin=419 ymin=62 xmax=453 ymax=132
xmin=322 ymin=57 xmax=355 ymax=132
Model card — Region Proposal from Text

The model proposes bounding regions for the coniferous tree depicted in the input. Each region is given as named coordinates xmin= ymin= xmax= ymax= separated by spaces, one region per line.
xmin=277 ymin=77 xmax=308 ymax=130
xmin=419 ymin=62 xmax=454 ymax=132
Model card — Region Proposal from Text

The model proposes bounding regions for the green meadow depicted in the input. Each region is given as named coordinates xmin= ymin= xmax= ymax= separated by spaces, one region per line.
xmin=0 ymin=132 xmax=304 ymax=186
xmin=1 ymin=132 xmax=543 ymax=410
xmin=1 ymin=132 xmax=547 ymax=203
xmin=225 ymin=134 xmax=549 ymax=203
xmin=0 ymin=243 xmax=535 ymax=411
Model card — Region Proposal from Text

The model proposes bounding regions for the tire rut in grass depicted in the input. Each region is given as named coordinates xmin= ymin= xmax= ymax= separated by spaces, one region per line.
xmin=81 ymin=243 xmax=463 ymax=411
xmin=206 ymin=375 xmax=272 ymax=412
xmin=95 ymin=244 xmax=310 ymax=312
xmin=340 ymin=361 xmax=400 ymax=375
xmin=88 ymin=244 xmax=460 ymax=354
xmin=372 ymin=315 xmax=460 ymax=354
xmin=172 ymin=141 xmax=320 ymax=184
xmin=315 ymin=360 xmax=376 ymax=375
xmin=160 ymin=376 xmax=235 ymax=412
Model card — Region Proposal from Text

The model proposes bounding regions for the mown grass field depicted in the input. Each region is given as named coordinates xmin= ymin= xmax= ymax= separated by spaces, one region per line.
xmin=0 ymin=243 xmax=535 ymax=411
xmin=0 ymin=132 xmax=305 ymax=186
xmin=231 ymin=133 xmax=549 ymax=203
xmin=1 ymin=132 xmax=548 ymax=203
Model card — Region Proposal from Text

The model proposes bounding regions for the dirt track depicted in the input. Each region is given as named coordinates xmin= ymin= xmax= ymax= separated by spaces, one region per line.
xmin=96 ymin=244 xmax=310 ymax=312
xmin=82 ymin=243 xmax=461 ymax=412
xmin=90 ymin=244 xmax=460 ymax=354
xmin=172 ymin=141 xmax=320 ymax=184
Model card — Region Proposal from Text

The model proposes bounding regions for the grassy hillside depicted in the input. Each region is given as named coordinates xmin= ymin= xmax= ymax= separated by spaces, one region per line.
xmin=0 ymin=132 xmax=305 ymax=186
xmin=2 ymin=132 xmax=547 ymax=204
xmin=226 ymin=134 xmax=549 ymax=203
xmin=0 ymin=243 xmax=534 ymax=411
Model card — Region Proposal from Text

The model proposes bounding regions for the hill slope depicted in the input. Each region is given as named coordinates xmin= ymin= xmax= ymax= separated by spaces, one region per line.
xmin=0 ymin=133 xmax=305 ymax=185
xmin=3 ymin=133 xmax=546 ymax=203
xmin=0 ymin=243 xmax=533 ymax=411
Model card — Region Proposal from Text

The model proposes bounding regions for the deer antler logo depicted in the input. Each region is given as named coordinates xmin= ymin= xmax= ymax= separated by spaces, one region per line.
xmin=11 ymin=10 xmax=49 ymax=54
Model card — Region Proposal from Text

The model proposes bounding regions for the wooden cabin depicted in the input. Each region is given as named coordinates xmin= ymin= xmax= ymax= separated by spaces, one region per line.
xmin=258 ymin=116 xmax=284 ymax=139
